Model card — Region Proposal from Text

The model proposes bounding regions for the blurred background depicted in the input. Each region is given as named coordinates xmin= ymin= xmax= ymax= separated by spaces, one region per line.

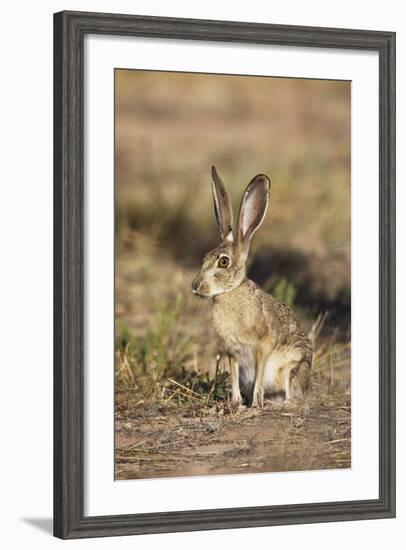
xmin=115 ymin=69 xmax=350 ymax=337
xmin=114 ymin=69 xmax=351 ymax=479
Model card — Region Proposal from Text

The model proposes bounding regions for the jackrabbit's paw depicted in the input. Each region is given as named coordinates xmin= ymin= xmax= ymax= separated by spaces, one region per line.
xmin=229 ymin=394 xmax=243 ymax=412
xmin=251 ymin=388 xmax=264 ymax=408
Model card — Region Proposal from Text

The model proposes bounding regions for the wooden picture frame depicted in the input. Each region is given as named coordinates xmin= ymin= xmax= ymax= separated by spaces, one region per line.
xmin=54 ymin=10 xmax=396 ymax=539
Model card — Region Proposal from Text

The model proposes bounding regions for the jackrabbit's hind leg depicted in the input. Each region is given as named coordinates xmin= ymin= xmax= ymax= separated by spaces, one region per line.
xmin=292 ymin=360 xmax=311 ymax=400
xmin=282 ymin=366 xmax=293 ymax=403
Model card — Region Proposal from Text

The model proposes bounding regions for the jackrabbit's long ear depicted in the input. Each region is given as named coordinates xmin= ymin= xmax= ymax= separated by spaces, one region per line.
xmin=211 ymin=166 xmax=234 ymax=242
xmin=237 ymin=174 xmax=270 ymax=256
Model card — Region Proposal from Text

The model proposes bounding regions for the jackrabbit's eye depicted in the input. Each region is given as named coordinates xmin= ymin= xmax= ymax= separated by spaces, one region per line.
xmin=218 ymin=256 xmax=229 ymax=268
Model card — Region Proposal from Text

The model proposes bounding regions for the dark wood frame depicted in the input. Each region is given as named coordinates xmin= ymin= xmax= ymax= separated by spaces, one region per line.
xmin=54 ymin=10 xmax=396 ymax=539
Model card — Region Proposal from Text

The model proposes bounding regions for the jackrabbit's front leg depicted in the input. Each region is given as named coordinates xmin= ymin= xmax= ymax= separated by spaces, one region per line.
xmin=251 ymin=349 xmax=266 ymax=408
xmin=228 ymin=355 xmax=242 ymax=407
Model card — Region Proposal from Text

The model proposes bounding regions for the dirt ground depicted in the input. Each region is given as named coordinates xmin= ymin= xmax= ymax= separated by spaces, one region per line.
xmin=115 ymin=383 xmax=351 ymax=480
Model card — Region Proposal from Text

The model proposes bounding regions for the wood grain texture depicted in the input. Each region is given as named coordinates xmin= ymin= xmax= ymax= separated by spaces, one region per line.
xmin=53 ymin=10 xmax=396 ymax=539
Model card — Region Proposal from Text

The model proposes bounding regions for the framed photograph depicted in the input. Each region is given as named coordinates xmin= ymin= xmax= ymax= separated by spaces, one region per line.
xmin=54 ymin=10 xmax=396 ymax=539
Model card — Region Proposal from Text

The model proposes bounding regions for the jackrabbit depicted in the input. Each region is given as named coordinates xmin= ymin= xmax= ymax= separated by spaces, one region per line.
xmin=192 ymin=167 xmax=312 ymax=407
